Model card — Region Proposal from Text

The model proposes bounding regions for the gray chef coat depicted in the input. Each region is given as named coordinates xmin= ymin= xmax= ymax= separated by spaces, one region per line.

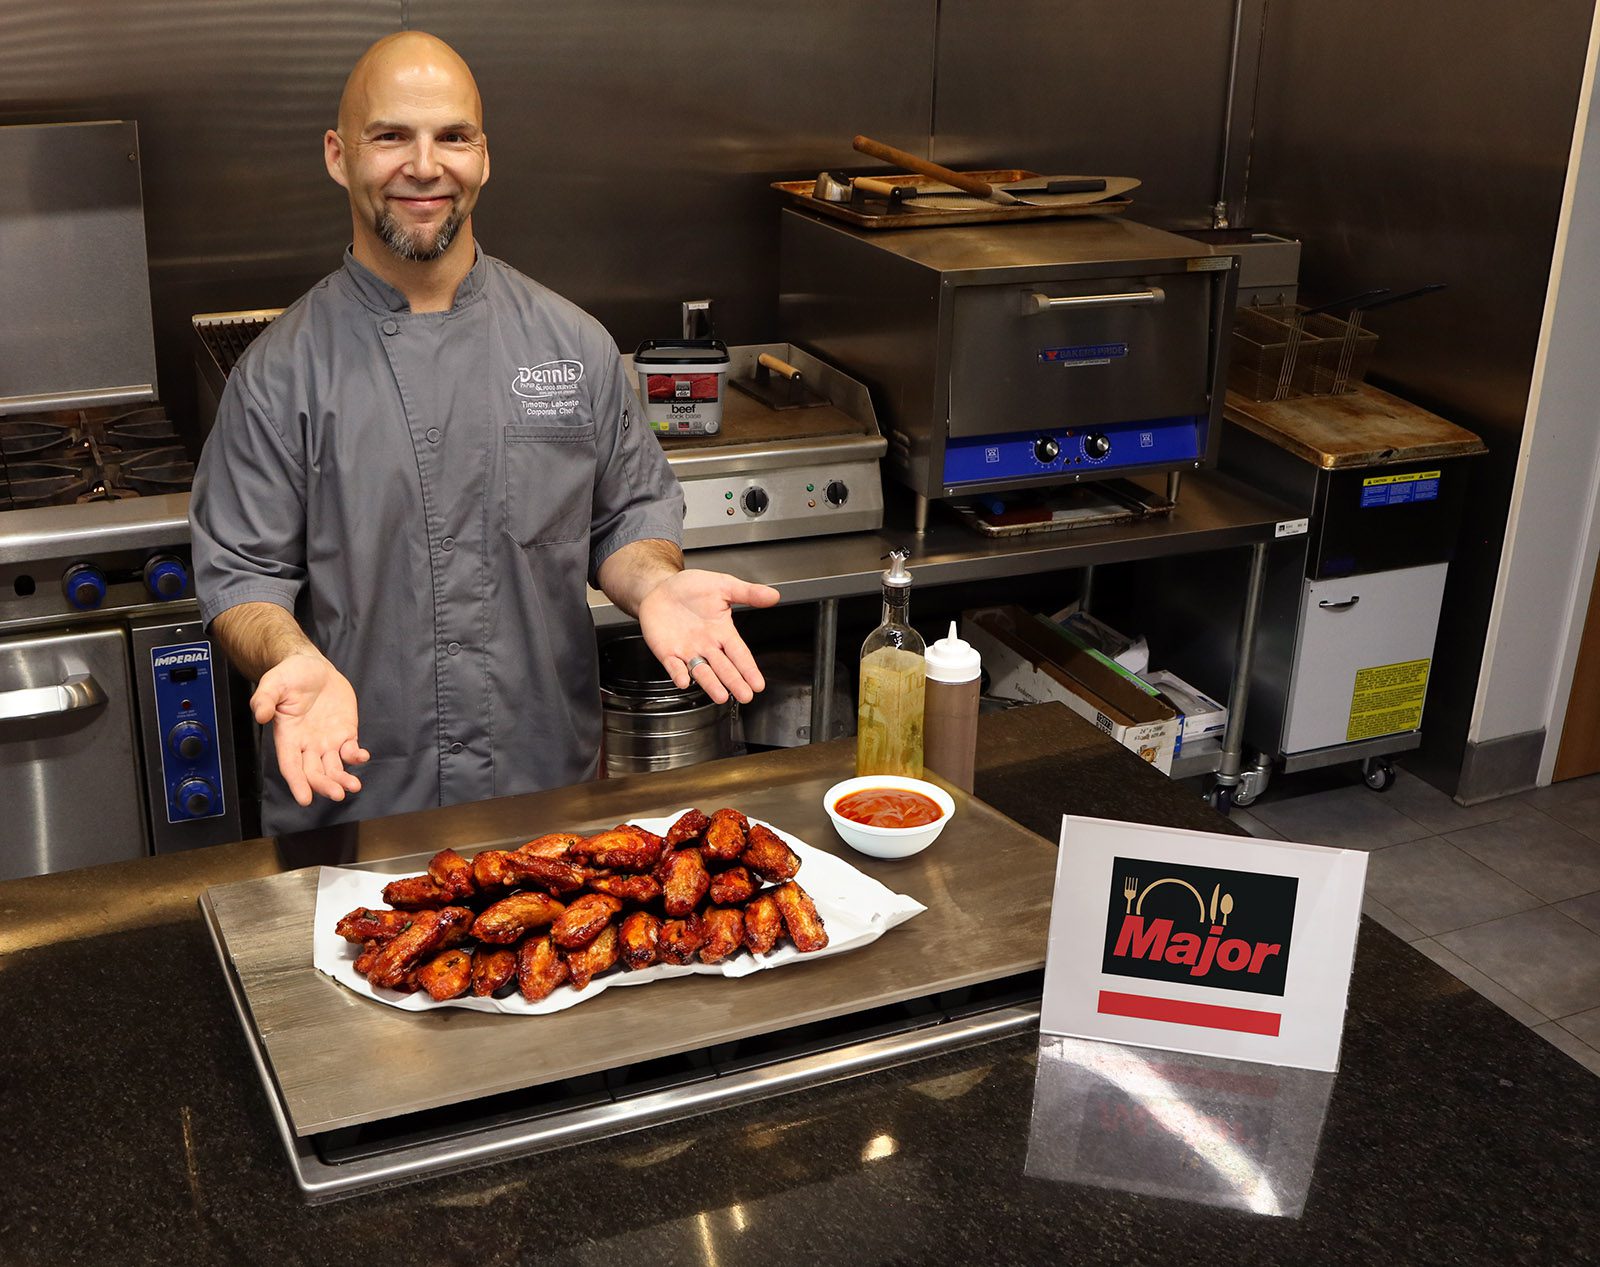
xmin=190 ymin=246 xmax=685 ymax=835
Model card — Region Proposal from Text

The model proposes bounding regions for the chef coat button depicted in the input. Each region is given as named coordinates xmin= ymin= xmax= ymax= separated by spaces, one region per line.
xmin=426 ymin=428 xmax=441 ymax=443
xmin=446 ymin=641 xmax=461 ymax=655
xmin=449 ymin=741 xmax=463 ymax=754
xmin=441 ymin=536 xmax=455 ymax=551
xmin=382 ymin=319 xmax=398 ymax=335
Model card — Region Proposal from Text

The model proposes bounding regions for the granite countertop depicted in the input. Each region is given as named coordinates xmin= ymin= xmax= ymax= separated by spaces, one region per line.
xmin=0 ymin=702 xmax=1594 ymax=1265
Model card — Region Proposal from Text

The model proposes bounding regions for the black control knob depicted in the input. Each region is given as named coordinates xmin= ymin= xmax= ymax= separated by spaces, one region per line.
xmin=742 ymin=487 xmax=770 ymax=516
xmin=1033 ymin=435 xmax=1061 ymax=464
xmin=825 ymin=480 xmax=849 ymax=506
xmin=168 ymin=721 xmax=211 ymax=761
xmin=1084 ymin=432 xmax=1112 ymax=460
xmin=175 ymin=776 xmax=216 ymax=818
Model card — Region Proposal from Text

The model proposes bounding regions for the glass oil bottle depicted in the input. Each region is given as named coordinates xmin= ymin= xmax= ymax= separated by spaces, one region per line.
xmin=856 ymin=550 xmax=926 ymax=777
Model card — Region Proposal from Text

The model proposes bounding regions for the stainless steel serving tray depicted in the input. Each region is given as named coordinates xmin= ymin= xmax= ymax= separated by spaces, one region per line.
xmin=202 ymin=755 xmax=1055 ymax=1198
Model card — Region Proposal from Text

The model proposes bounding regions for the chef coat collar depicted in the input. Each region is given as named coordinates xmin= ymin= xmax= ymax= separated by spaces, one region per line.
xmin=339 ymin=242 xmax=488 ymax=314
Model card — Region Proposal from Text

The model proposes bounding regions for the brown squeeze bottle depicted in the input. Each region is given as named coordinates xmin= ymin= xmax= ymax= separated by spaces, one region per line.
xmin=922 ymin=621 xmax=982 ymax=792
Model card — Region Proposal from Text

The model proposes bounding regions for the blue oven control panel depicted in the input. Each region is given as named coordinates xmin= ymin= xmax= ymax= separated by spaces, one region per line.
xmin=941 ymin=415 xmax=1204 ymax=488
xmin=149 ymin=640 xmax=227 ymax=824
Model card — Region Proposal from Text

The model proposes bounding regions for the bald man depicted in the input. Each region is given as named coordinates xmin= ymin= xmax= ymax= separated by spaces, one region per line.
xmin=191 ymin=33 xmax=778 ymax=834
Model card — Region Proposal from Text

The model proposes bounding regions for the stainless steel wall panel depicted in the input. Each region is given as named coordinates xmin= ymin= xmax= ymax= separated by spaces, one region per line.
xmin=1246 ymin=0 xmax=1591 ymax=789
xmin=930 ymin=0 xmax=1240 ymax=228
xmin=411 ymin=0 xmax=936 ymax=348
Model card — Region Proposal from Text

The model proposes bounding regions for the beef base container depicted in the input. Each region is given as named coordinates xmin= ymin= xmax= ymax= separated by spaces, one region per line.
xmin=634 ymin=339 xmax=730 ymax=436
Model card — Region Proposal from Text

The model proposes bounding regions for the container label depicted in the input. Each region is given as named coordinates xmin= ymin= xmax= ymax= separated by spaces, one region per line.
xmin=645 ymin=372 xmax=721 ymax=402
xmin=1360 ymin=470 xmax=1440 ymax=508
xmin=1346 ymin=658 xmax=1430 ymax=741
xmin=1040 ymin=343 xmax=1128 ymax=367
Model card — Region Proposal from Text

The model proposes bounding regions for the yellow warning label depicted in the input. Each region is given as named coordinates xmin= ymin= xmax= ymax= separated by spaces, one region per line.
xmin=1347 ymin=658 xmax=1430 ymax=741
xmin=1361 ymin=470 xmax=1440 ymax=488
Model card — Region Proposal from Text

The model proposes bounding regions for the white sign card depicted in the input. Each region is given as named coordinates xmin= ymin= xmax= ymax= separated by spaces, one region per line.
xmin=1040 ymin=815 xmax=1368 ymax=1072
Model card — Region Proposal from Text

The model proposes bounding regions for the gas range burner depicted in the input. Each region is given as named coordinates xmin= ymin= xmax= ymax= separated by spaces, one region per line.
xmin=0 ymin=404 xmax=189 ymax=510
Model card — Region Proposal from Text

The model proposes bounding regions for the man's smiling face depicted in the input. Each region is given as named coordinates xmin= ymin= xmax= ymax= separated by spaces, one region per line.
xmin=325 ymin=34 xmax=489 ymax=264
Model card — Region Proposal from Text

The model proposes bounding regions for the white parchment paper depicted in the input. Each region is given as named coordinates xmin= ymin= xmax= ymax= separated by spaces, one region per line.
xmin=312 ymin=811 xmax=926 ymax=1015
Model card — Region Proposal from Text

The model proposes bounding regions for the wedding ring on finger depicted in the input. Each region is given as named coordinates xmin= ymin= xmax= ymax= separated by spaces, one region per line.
xmin=685 ymin=655 xmax=709 ymax=674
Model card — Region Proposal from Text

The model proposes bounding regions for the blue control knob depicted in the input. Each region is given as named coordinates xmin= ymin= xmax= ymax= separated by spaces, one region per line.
xmin=167 ymin=721 xmax=211 ymax=762
xmin=143 ymin=555 xmax=189 ymax=600
xmin=175 ymin=776 xmax=216 ymax=818
xmin=62 ymin=563 xmax=107 ymax=610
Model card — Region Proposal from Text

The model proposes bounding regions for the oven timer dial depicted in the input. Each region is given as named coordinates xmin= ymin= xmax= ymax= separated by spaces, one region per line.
xmin=1082 ymin=432 xmax=1112 ymax=462
xmin=174 ymin=776 xmax=217 ymax=818
xmin=825 ymin=480 xmax=849 ymax=506
xmin=168 ymin=720 xmax=212 ymax=762
xmin=1033 ymin=435 xmax=1061 ymax=465
xmin=742 ymin=486 xmax=770 ymax=517
xmin=62 ymin=563 xmax=107 ymax=611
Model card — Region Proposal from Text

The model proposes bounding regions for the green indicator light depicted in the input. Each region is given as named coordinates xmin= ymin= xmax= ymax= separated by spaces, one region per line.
xmin=725 ymin=491 xmax=734 ymax=499
xmin=806 ymin=483 xmax=815 ymax=492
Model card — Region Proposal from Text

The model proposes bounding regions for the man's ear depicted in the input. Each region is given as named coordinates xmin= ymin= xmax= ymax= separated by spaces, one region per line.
xmin=324 ymin=129 xmax=350 ymax=189
xmin=480 ymin=132 xmax=490 ymax=189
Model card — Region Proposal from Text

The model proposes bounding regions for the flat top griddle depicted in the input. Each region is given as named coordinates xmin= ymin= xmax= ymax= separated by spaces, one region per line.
xmin=203 ymin=756 xmax=1055 ymax=1139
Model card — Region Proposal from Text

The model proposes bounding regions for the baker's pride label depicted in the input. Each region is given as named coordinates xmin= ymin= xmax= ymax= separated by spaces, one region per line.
xmin=1101 ymin=856 xmax=1298 ymax=997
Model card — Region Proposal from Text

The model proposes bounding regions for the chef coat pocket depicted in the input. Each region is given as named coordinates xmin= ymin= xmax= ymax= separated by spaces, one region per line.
xmin=503 ymin=422 xmax=597 ymax=546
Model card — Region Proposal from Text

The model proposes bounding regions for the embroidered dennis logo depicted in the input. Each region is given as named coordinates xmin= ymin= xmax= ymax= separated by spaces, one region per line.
xmin=512 ymin=359 xmax=585 ymax=398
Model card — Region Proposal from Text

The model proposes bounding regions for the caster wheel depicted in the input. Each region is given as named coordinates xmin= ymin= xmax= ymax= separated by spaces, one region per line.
xmin=1232 ymin=785 xmax=1259 ymax=809
xmin=1363 ymin=757 xmax=1395 ymax=792
xmin=1208 ymin=785 xmax=1235 ymax=815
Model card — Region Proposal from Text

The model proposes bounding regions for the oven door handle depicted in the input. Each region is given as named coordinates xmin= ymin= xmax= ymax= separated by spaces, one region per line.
xmin=0 ymin=673 xmax=107 ymax=722
xmin=1028 ymin=287 xmax=1165 ymax=313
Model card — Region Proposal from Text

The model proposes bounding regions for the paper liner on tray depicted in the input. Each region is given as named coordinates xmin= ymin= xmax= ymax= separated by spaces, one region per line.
xmin=312 ymin=810 xmax=927 ymax=1015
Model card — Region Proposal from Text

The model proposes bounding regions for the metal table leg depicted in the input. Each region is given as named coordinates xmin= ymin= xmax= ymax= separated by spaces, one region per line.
xmin=1213 ymin=541 xmax=1269 ymax=805
xmin=810 ymin=597 xmax=840 ymax=744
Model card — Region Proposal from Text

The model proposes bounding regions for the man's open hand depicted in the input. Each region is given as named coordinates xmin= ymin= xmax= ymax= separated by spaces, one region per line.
xmin=251 ymin=652 xmax=371 ymax=807
xmin=637 ymin=569 xmax=781 ymax=705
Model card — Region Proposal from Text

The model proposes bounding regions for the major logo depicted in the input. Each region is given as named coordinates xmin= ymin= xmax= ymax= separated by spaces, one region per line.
xmin=1100 ymin=856 xmax=1298 ymax=996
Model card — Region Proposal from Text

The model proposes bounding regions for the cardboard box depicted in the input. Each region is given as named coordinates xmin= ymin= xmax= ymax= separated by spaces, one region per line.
xmin=1140 ymin=669 xmax=1228 ymax=743
xmin=965 ymin=606 xmax=1179 ymax=773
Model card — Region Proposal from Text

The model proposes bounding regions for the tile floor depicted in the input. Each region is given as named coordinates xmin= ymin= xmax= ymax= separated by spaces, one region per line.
xmin=1231 ymin=766 xmax=1600 ymax=1077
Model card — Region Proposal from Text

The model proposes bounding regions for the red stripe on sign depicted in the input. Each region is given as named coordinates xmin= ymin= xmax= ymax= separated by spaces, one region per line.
xmin=1097 ymin=990 xmax=1282 ymax=1036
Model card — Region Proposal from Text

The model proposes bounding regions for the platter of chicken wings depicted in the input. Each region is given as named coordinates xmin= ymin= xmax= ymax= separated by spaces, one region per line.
xmin=314 ymin=807 xmax=926 ymax=1014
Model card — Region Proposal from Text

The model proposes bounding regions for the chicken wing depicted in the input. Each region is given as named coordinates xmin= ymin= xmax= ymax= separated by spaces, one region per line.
xmin=772 ymin=881 xmax=828 ymax=952
xmin=471 ymin=892 xmax=567 ymax=944
xmin=470 ymin=946 xmax=518 ymax=997
xmin=381 ymin=875 xmax=455 ymax=910
xmin=565 ymin=923 xmax=620 ymax=990
xmin=587 ymin=872 xmax=664 ymax=905
xmin=742 ymin=892 xmax=783 ymax=955
xmin=354 ymin=940 xmax=384 ymax=975
xmin=659 ymin=847 xmax=711 ymax=918
xmin=549 ymin=893 xmax=624 ymax=949
xmin=741 ymin=823 xmax=801 ymax=883
xmin=515 ymin=832 xmax=585 ymax=861
xmin=416 ymin=947 xmax=473 ymax=1001
xmin=515 ymin=934 xmax=569 ymax=1002
xmin=656 ymin=916 xmax=706 ymax=966
xmin=470 ymin=849 xmax=519 ymax=894
xmin=619 ymin=910 xmax=662 ymax=970
xmin=425 ymin=848 xmax=476 ymax=899
xmin=504 ymin=854 xmax=588 ymax=895
xmin=703 ymin=807 xmax=750 ymax=863
xmin=335 ymin=907 xmax=413 ymax=944
xmin=580 ymin=825 xmax=665 ymax=873
xmin=697 ymin=907 xmax=744 ymax=965
xmin=665 ymin=808 xmax=711 ymax=847
xmin=707 ymin=865 xmax=758 ymax=906
xmin=367 ymin=906 xmax=475 ymax=989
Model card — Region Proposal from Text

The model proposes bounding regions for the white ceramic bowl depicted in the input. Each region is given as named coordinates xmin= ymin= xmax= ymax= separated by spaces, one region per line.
xmin=822 ymin=774 xmax=956 ymax=859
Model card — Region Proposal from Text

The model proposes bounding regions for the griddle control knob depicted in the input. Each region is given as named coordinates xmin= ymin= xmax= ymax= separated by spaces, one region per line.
xmin=143 ymin=554 xmax=189 ymax=600
xmin=742 ymin=486 xmax=770 ymax=517
xmin=62 ymin=563 xmax=107 ymax=611
xmin=825 ymin=480 xmax=849 ymax=506
xmin=175 ymin=776 xmax=217 ymax=818
xmin=168 ymin=721 xmax=211 ymax=761
xmin=1033 ymin=435 xmax=1061 ymax=464
xmin=1083 ymin=432 xmax=1112 ymax=461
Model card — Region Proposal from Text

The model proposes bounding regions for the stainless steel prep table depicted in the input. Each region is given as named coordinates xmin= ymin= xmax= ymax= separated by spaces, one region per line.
xmin=590 ymin=469 xmax=1297 ymax=795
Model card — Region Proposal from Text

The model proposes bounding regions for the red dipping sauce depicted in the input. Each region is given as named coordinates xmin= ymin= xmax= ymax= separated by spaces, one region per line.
xmin=834 ymin=787 xmax=943 ymax=829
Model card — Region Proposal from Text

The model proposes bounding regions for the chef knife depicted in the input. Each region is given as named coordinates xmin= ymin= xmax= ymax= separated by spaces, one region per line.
xmin=851 ymin=135 xmax=1137 ymax=207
